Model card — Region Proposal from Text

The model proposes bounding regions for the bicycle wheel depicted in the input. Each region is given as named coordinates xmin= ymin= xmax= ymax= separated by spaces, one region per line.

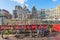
xmin=15 ymin=30 xmax=20 ymax=38
xmin=1 ymin=29 xmax=10 ymax=39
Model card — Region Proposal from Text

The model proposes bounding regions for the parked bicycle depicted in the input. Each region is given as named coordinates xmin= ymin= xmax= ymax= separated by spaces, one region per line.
xmin=1 ymin=23 xmax=15 ymax=39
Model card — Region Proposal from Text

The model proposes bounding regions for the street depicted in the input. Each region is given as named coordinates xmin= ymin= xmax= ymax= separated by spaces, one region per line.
xmin=0 ymin=32 xmax=60 ymax=40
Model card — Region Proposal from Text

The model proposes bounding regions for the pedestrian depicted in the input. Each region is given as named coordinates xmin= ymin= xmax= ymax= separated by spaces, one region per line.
xmin=41 ymin=26 xmax=45 ymax=37
xmin=20 ymin=26 xmax=22 ymax=33
xmin=37 ymin=25 xmax=39 ymax=37
xmin=49 ymin=24 xmax=53 ymax=34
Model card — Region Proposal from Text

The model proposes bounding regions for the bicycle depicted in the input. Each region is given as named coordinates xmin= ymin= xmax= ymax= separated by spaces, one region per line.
xmin=1 ymin=24 xmax=15 ymax=39
xmin=1 ymin=25 xmax=10 ymax=39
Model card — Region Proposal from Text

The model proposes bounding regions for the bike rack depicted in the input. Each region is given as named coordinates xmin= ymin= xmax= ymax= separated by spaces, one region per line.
xmin=0 ymin=24 xmax=55 ymax=39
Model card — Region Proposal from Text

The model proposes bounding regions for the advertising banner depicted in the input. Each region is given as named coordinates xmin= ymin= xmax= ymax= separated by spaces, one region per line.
xmin=53 ymin=24 xmax=60 ymax=32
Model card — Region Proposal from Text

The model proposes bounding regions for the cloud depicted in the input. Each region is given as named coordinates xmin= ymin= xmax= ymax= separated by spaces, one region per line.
xmin=11 ymin=0 xmax=29 ymax=7
xmin=11 ymin=0 xmax=28 ymax=5
xmin=25 ymin=4 xmax=29 ymax=7
xmin=52 ymin=0 xmax=57 ymax=2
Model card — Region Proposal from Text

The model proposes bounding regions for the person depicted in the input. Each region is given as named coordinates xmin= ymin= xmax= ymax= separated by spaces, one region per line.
xmin=41 ymin=26 xmax=45 ymax=37
xmin=20 ymin=26 xmax=22 ymax=33
xmin=15 ymin=25 xmax=20 ymax=38
xmin=49 ymin=24 xmax=53 ymax=34
xmin=37 ymin=28 xmax=39 ymax=37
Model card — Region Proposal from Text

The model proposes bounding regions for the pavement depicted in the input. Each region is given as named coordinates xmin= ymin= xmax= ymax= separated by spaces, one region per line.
xmin=0 ymin=32 xmax=60 ymax=40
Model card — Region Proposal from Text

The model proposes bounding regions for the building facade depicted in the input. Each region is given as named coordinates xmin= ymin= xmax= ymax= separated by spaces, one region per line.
xmin=45 ymin=6 xmax=60 ymax=20
xmin=56 ymin=6 xmax=60 ymax=19
xmin=40 ymin=9 xmax=46 ymax=19
xmin=31 ymin=6 xmax=38 ymax=19
xmin=1 ymin=9 xmax=12 ymax=19
xmin=0 ymin=9 xmax=6 ymax=25
xmin=13 ymin=5 xmax=31 ymax=20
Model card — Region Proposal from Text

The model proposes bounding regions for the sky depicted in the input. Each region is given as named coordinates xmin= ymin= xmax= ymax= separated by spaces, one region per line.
xmin=0 ymin=0 xmax=60 ymax=14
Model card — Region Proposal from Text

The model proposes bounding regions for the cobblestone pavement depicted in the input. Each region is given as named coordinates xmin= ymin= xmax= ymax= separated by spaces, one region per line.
xmin=0 ymin=32 xmax=60 ymax=40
